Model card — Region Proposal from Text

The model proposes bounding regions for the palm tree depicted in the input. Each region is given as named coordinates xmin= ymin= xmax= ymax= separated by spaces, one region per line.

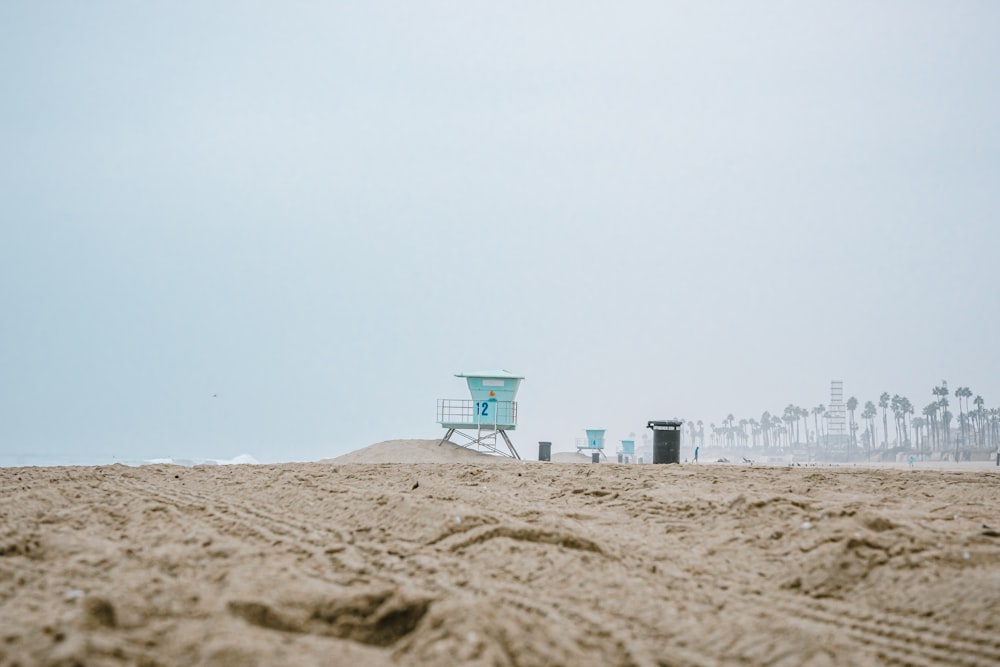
xmin=891 ymin=395 xmax=903 ymax=447
xmin=923 ymin=402 xmax=939 ymax=452
xmin=912 ymin=416 xmax=926 ymax=454
xmin=933 ymin=381 xmax=949 ymax=448
xmin=798 ymin=406 xmax=810 ymax=447
xmin=783 ymin=405 xmax=798 ymax=447
xmin=760 ymin=412 xmax=772 ymax=449
xmin=901 ymin=396 xmax=913 ymax=447
xmin=812 ymin=404 xmax=825 ymax=451
xmin=942 ymin=401 xmax=953 ymax=456
xmin=862 ymin=401 xmax=877 ymax=461
xmin=955 ymin=387 xmax=972 ymax=447
xmin=725 ymin=414 xmax=736 ymax=448
xmin=973 ymin=397 xmax=985 ymax=447
xmin=847 ymin=396 xmax=859 ymax=456
xmin=879 ymin=392 xmax=890 ymax=449
xmin=991 ymin=408 xmax=1000 ymax=451
xmin=889 ymin=395 xmax=912 ymax=448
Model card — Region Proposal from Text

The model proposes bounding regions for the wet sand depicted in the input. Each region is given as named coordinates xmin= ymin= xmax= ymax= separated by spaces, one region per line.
xmin=2 ymin=440 xmax=999 ymax=666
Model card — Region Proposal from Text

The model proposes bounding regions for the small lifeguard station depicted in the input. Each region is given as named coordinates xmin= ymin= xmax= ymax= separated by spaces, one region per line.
xmin=619 ymin=439 xmax=635 ymax=464
xmin=437 ymin=370 xmax=523 ymax=459
xmin=577 ymin=428 xmax=607 ymax=460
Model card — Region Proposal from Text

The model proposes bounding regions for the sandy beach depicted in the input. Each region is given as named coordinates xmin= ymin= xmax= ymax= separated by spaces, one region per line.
xmin=2 ymin=439 xmax=1000 ymax=666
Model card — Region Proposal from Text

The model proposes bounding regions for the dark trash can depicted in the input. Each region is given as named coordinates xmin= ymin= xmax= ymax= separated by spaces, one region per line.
xmin=538 ymin=441 xmax=551 ymax=462
xmin=647 ymin=420 xmax=683 ymax=464
xmin=592 ymin=452 xmax=600 ymax=464
xmin=617 ymin=452 xmax=623 ymax=463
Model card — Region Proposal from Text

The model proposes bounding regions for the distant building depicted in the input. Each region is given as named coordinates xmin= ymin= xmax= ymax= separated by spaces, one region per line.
xmin=826 ymin=380 xmax=848 ymax=449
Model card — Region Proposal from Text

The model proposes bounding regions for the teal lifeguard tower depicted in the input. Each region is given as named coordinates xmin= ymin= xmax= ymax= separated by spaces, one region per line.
xmin=577 ymin=428 xmax=607 ymax=460
xmin=620 ymin=439 xmax=635 ymax=463
xmin=437 ymin=370 xmax=524 ymax=459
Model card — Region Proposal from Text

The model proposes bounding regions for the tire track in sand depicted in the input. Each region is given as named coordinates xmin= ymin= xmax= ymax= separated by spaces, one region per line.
xmin=116 ymin=469 xmax=1000 ymax=666
xmin=114 ymin=473 xmax=381 ymax=580
xmin=761 ymin=592 xmax=1000 ymax=667
xmin=117 ymin=480 xmax=692 ymax=667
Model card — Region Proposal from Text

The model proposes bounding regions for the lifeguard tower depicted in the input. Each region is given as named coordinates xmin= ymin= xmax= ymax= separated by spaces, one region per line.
xmin=436 ymin=370 xmax=523 ymax=459
xmin=619 ymin=439 xmax=635 ymax=464
xmin=576 ymin=429 xmax=607 ymax=460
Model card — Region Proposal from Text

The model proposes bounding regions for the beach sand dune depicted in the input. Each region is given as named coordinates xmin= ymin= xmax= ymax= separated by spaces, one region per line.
xmin=2 ymin=443 xmax=1000 ymax=666
xmin=323 ymin=439 xmax=506 ymax=465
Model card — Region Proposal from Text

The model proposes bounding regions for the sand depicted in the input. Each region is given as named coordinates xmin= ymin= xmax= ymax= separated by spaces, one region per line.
xmin=2 ymin=439 xmax=1000 ymax=666
xmin=321 ymin=439 xmax=507 ymax=465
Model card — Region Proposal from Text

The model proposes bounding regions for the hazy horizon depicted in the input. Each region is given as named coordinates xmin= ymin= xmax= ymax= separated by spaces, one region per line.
xmin=3 ymin=2 xmax=999 ymax=466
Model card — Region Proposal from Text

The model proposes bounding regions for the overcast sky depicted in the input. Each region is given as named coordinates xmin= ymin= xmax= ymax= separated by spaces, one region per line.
xmin=2 ymin=2 xmax=999 ymax=464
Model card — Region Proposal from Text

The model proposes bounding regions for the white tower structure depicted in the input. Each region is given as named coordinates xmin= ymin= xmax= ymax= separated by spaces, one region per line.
xmin=828 ymin=380 xmax=847 ymax=449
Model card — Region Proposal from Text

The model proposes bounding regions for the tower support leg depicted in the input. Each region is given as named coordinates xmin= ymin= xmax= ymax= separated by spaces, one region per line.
xmin=438 ymin=428 xmax=455 ymax=447
xmin=499 ymin=430 xmax=520 ymax=460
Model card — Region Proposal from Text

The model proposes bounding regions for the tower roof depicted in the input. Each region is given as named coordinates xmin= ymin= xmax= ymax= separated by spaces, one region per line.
xmin=455 ymin=370 xmax=524 ymax=380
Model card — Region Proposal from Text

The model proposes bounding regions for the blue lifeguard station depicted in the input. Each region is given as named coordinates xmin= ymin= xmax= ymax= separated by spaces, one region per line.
xmin=620 ymin=439 xmax=635 ymax=463
xmin=576 ymin=428 xmax=607 ymax=460
xmin=437 ymin=370 xmax=523 ymax=459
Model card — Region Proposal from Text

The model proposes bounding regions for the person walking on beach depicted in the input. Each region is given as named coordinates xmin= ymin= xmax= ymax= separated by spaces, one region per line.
xmin=694 ymin=446 xmax=699 ymax=463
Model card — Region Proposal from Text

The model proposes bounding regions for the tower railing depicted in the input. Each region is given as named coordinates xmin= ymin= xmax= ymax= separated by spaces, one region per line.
xmin=436 ymin=399 xmax=517 ymax=429
xmin=436 ymin=399 xmax=520 ymax=458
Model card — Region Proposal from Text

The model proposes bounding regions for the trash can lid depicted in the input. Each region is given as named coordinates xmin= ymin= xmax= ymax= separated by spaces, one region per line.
xmin=647 ymin=419 xmax=683 ymax=429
